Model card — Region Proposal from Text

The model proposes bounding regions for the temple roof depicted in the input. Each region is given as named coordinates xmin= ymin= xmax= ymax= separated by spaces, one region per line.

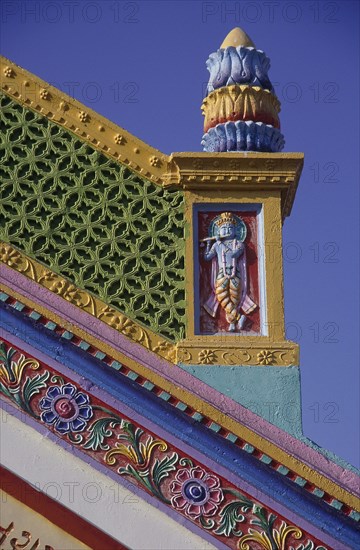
xmin=0 ymin=55 xmax=359 ymax=548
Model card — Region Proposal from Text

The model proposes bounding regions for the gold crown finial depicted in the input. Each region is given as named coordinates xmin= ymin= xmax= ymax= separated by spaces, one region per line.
xmin=220 ymin=28 xmax=256 ymax=49
xmin=216 ymin=212 xmax=236 ymax=227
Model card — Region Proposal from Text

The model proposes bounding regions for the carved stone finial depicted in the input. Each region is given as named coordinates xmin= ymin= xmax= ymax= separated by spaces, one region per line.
xmin=201 ymin=29 xmax=284 ymax=152
xmin=220 ymin=27 xmax=255 ymax=49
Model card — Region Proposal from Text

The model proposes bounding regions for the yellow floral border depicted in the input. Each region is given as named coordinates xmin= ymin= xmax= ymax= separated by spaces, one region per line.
xmin=177 ymin=343 xmax=299 ymax=367
xmin=0 ymin=242 xmax=176 ymax=362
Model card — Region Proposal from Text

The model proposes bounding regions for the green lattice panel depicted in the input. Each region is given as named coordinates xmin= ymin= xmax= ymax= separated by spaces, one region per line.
xmin=0 ymin=93 xmax=185 ymax=341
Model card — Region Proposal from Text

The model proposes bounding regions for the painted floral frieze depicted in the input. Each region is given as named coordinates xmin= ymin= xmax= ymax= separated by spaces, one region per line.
xmin=0 ymin=339 xmax=328 ymax=549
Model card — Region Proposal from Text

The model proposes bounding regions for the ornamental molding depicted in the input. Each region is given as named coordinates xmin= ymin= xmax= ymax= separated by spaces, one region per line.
xmin=0 ymin=337 xmax=332 ymax=549
xmin=164 ymin=153 xmax=304 ymax=220
xmin=1 ymin=59 xmax=357 ymax=516
xmin=177 ymin=340 xmax=299 ymax=367
xmin=201 ymin=85 xmax=281 ymax=132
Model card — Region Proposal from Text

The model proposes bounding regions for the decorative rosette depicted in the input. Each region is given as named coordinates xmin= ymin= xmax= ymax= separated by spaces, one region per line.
xmin=39 ymin=383 xmax=93 ymax=434
xmin=170 ymin=466 xmax=223 ymax=518
xmin=201 ymin=27 xmax=284 ymax=152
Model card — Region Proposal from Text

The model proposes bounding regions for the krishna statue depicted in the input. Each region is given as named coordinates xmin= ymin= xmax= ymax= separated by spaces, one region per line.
xmin=202 ymin=212 xmax=257 ymax=332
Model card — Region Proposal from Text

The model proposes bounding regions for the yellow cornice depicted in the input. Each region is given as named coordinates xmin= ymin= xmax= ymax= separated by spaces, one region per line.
xmin=164 ymin=152 xmax=304 ymax=221
xmin=0 ymin=56 xmax=170 ymax=185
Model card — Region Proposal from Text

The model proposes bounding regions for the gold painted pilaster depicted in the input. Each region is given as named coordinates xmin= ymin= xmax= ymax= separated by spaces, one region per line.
xmin=167 ymin=153 xmax=303 ymax=367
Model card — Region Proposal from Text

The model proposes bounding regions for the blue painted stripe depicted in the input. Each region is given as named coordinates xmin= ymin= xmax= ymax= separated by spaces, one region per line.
xmin=0 ymin=303 xmax=358 ymax=547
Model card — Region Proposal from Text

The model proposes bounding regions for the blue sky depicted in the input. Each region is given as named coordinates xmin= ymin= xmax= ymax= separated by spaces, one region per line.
xmin=1 ymin=0 xmax=359 ymax=467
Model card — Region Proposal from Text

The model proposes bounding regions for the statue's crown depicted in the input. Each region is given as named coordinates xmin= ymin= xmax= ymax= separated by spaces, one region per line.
xmin=216 ymin=212 xmax=236 ymax=227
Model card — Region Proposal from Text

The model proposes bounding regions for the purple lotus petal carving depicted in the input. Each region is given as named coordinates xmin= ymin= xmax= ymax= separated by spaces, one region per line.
xmin=201 ymin=121 xmax=285 ymax=153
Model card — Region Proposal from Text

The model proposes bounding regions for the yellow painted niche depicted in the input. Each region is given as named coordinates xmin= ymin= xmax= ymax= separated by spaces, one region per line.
xmin=167 ymin=153 xmax=303 ymax=367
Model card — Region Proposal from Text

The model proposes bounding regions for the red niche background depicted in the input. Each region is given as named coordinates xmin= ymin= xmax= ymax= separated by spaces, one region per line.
xmin=197 ymin=210 xmax=260 ymax=335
